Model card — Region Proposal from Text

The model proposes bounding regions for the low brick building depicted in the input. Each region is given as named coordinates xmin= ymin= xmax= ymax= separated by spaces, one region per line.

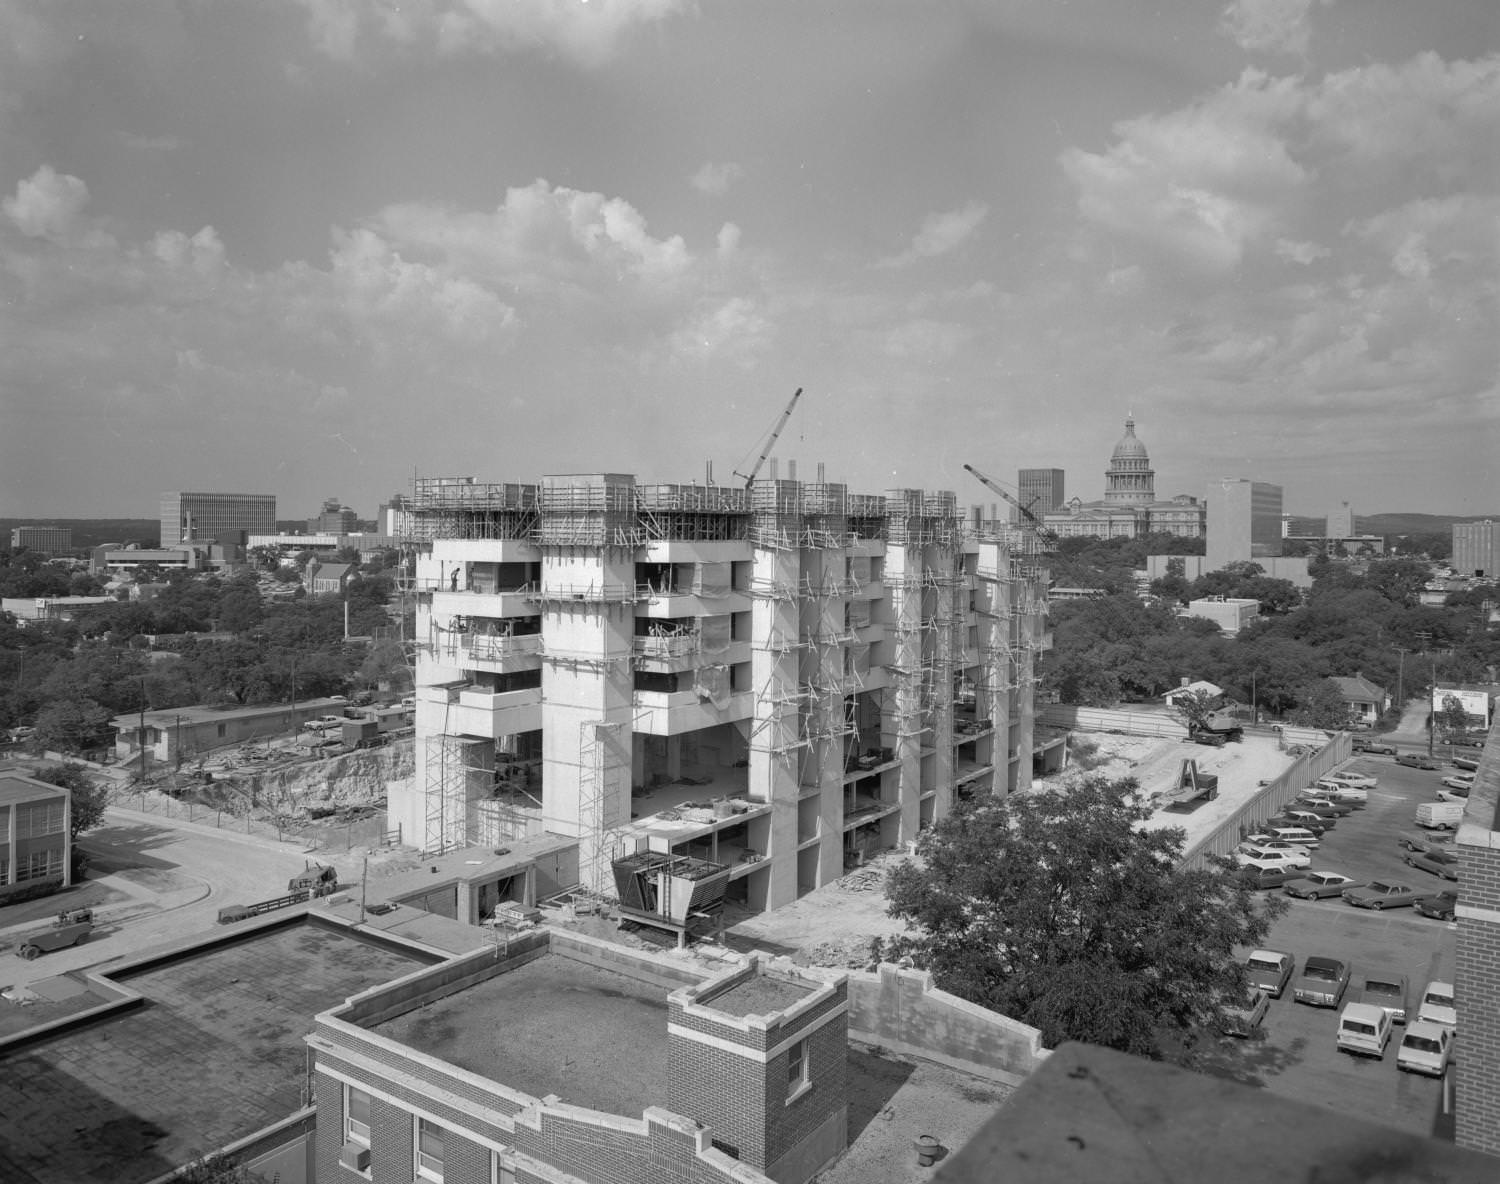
xmin=1454 ymin=720 xmax=1500 ymax=1156
xmin=309 ymin=930 xmax=848 ymax=1184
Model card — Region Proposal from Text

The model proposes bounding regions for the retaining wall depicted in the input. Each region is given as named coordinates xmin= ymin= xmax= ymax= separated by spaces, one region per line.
xmin=842 ymin=963 xmax=1049 ymax=1087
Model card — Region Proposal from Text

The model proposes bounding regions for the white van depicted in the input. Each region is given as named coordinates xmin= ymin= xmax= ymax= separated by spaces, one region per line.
xmin=1416 ymin=801 xmax=1465 ymax=830
xmin=1337 ymin=1002 xmax=1392 ymax=1058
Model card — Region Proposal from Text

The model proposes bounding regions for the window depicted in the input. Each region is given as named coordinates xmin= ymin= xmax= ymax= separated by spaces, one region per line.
xmin=345 ymin=1086 xmax=371 ymax=1145
xmin=15 ymin=800 xmax=64 ymax=839
xmin=16 ymin=850 xmax=61 ymax=882
xmin=786 ymin=1037 xmax=810 ymax=1097
xmin=416 ymin=1117 xmax=445 ymax=1182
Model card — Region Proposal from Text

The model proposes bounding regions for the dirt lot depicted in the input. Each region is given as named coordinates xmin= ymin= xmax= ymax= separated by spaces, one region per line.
xmin=714 ymin=733 xmax=1303 ymax=969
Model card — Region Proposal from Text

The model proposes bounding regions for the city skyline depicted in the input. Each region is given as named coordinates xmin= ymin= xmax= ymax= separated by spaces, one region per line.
xmin=1 ymin=1 xmax=1496 ymax=518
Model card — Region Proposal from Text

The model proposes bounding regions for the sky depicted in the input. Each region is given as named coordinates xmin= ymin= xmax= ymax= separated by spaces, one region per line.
xmin=1 ymin=0 xmax=1496 ymax=521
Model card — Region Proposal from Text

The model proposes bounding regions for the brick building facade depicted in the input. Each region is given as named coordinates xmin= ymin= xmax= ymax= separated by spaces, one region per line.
xmin=309 ymin=929 xmax=849 ymax=1184
xmin=1454 ymin=722 xmax=1500 ymax=1155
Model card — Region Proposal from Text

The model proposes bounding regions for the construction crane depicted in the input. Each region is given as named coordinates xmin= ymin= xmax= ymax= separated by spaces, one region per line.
xmin=734 ymin=387 xmax=803 ymax=489
xmin=962 ymin=464 xmax=1059 ymax=547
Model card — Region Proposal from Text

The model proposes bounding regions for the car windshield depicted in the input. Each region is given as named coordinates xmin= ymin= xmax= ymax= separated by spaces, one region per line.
xmin=1365 ymin=982 xmax=1400 ymax=998
xmin=1249 ymin=956 xmax=1281 ymax=971
xmin=1368 ymin=882 xmax=1394 ymax=893
xmin=1305 ymin=965 xmax=1337 ymax=982
xmin=1425 ymin=991 xmax=1453 ymax=1005
xmin=1345 ymin=1022 xmax=1375 ymax=1035
xmin=1404 ymin=1037 xmax=1442 ymax=1053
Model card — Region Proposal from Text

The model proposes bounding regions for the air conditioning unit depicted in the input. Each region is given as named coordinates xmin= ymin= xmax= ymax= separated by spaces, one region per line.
xmin=339 ymin=1142 xmax=371 ymax=1172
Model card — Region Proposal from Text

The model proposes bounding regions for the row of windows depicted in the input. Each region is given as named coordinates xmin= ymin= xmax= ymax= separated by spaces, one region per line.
xmin=14 ymin=800 xmax=65 ymax=839
xmin=344 ymin=1086 xmax=452 ymax=1183
xmin=9 ymin=849 xmax=63 ymax=884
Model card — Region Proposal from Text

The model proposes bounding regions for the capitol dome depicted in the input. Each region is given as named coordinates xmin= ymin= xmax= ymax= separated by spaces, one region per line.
xmin=1111 ymin=416 xmax=1149 ymax=462
xmin=1104 ymin=415 xmax=1155 ymax=505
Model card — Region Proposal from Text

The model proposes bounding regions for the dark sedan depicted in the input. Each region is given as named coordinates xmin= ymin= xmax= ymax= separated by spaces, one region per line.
xmin=1296 ymin=795 xmax=1356 ymax=818
xmin=1405 ymin=849 xmax=1461 ymax=881
xmin=1353 ymin=738 xmax=1397 ymax=755
xmin=1343 ymin=881 xmax=1423 ymax=910
xmin=1414 ymin=890 xmax=1458 ymax=921
xmin=1397 ymin=753 xmax=1441 ymax=771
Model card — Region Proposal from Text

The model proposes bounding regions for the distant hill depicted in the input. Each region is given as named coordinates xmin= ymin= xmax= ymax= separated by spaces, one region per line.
xmin=2 ymin=518 xmax=159 ymax=551
xmin=1357 ymin=513 xmax=1499 ymax=537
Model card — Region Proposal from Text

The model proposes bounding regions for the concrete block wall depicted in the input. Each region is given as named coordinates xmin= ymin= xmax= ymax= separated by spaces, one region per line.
xmin=842 ymin=962 xmax=1049 ymax=1087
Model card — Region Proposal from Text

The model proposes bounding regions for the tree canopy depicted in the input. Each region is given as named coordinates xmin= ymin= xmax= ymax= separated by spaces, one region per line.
xmin=885 ymin=777 xmax=1281 ymax=1061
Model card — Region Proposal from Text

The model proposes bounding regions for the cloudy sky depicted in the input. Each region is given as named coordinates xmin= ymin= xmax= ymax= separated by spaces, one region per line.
xmin=1 ymin=0 xmax=1496 ymax=521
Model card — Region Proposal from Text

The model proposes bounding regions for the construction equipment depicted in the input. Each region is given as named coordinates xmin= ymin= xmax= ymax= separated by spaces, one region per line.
xmin=962 ymin=464 xmax=1059 ymax=546
xmin=1159 ymin=759 xmax=1219 ymax=808
xmin=734 ymin=387 xmax=803 ymax=488
xmin=1189 ymin=709 xmax=1244 ymax=747
xmin=16 ymin=908 xmax=95 ymax=959
xmin=288 ymin=863 xmax=339 ymax=895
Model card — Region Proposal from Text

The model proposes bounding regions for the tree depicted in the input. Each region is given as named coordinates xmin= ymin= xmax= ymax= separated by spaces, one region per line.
xmin=1289 ymin=679 xmax=1349 ymax=729
xmin=885 ymin=778 xmax=1281 ymax=1061
xmin=1168 ymin=688 xmax=1221 ymax=734
xmin=1439 ymin=694 xmax=1470 ymax=738
xmin=33 ymin=762 xmax=110 ymax=840
xmin=31 ymin=698 xmax=115 ymax=755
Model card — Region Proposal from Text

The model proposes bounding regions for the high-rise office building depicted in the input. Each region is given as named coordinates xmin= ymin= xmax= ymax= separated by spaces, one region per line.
xmin=1453 ymin=520 xmax=1500 ymax=578
xmin=1206 ymin=479 xmax=1283 ymax=571
xmin=160 ymin=492 xmax=276 ymax=546
xmin=9 ymin=526 xmax=73 ymax=556
xmin=1017 ymin=469 xmax=1065 ymax=518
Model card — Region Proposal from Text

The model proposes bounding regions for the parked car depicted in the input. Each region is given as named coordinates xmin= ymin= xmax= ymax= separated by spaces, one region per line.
xmin=1413 ymin=890 xmax=1459 ymax=921
xmin=1294 ymin=955 xmax=1351 ymax=1007
xmin=1239 ymin=854 xmax=1304 ymax=877
xmin=1238 ymin=865 xmax=1299 ymax=892
xmin=1397 ymin=753 xmax=1441 ymax=771
xmin=1355 ymin=970 xmax=1410 ymax=1024
xmin=1343 ymin=881 xmax=1422 ymax=910
xmin=1398 ymin=831 xmax=1455 ymax=854
xmin=1222 ymin=988 xmax=1271 ymax=1037
xmin=1323 ymin=770 xmax=1378 ymax=790
xmin=1337 ymin=1002 xmax=1392 ymax=1058
xmin=1313 ymin=780 xmax=1368 ymax=805
xmin=1237 ymin=844 xmax=1311 ymax=870
xmin=1242 ymin=835 xmax=1313 ymax=861
xmin=1417 ymin=981 xmax=1457 ymax=1032
xmin=1452 ymin=756 xmax=1480 ymax=772
xmin=1297 ymin=795 xmax=1355 ymax=818
xmin=1243 ymin=949 xmax=1295 ymax=998
xmin=1353 ymin=737 xmax=1397 ymax=755
xmin=1397 ymin=1021 xmax=1453 ymax=1076
xmin=1404 ymin=848 xmax=1461 ymax=881
xmin=1262 ymin=825 xmax=1322 ymax=850
xmin=1283 ymin=871 xmax=1363 ymax=900
xmin=1271 ymin=811 xmax=1331 ymax=835
xmin=1392 ymin=1020 xmax=1452 ymax=1074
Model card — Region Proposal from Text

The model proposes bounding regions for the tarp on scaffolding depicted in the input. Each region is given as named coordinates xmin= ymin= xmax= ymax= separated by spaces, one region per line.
xmin=699 ymin=614 xmax=732 ymax=656
xmin=847 ymin=555 xmax=871 ymax=587
xmin=694 ymin=664 xmax=731 ymax=708
xmin=693 ymin=561 xmax=732 ymax=598
xmin=847 ymin=599 xmax=871 ymax=629
xmin=848 ymin=640 xmax=872 ymax=680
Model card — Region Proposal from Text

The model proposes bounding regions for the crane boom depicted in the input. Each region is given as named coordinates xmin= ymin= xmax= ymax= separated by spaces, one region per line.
xmin=962 ymin=463 xmax=1060 ymax=546
xmin=735 ymin=388 xmax=803 ymax=488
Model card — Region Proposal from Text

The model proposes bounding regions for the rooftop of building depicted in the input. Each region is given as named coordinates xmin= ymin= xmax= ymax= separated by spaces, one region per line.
xmin=698 ymin=969 xmax=818 ymax=1017
xmin=0 ymin=915 xmax=435 ymax=1184
xmin=0 ymin=769 xmax=68 ymax=808
xmin=366 ymin=832 xmax=577 ymax=907
xmin=367 ymin=946 xmax=679 ymax=1117
xmin=934 ymin=1041 xmax=1494 ymax=1184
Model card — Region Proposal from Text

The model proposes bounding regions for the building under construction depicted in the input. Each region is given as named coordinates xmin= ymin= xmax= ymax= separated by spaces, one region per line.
xmin=390 ymin=469 xmax=1051 ymax=915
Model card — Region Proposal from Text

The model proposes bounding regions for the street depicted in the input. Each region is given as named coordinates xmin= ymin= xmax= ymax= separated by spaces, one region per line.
xmin=0 ymin=807 xmax=321 ymax=992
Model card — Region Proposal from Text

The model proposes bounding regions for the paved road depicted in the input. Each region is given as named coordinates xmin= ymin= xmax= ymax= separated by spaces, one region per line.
xmin=0 ymin=807 xmax=321 ymax=992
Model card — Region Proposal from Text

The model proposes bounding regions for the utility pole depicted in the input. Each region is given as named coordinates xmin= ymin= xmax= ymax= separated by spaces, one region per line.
xmin=1395 ymin=648 xmax=1405 ymax=711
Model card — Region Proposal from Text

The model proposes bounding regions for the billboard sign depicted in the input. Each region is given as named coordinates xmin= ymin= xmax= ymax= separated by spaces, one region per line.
xmin=1432 ymin=687 xmax=1493 ymax=727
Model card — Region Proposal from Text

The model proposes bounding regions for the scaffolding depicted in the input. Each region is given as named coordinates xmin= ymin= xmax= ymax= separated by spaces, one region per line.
xmin=409 ymin=477 xmax=540 ymax=541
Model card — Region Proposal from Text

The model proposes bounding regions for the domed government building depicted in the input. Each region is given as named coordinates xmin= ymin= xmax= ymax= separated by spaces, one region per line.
xmin=1038 ymin=416 xmax=1205 ymax=539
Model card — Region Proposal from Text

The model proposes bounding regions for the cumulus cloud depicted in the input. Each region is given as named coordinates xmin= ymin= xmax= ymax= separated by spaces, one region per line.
xmin=293 ymin=0 xmax=687 ymax=68
xmin=690 ymin=162 xmax=743 ymax=196
xmin=1273 ymin=238 xmax=1330 ymax=265
xmin=1219 ymin=0 xmax=1324 ymax=57
xmin=4 ymin=166 xmax=91 ymax=242
xmin=877 ymin=200 xmax=989 ymax=268
xmin=665 ymin=297 xmax=773 ymax=367
xmin=152 ymin=226 xmax=227 ymax=274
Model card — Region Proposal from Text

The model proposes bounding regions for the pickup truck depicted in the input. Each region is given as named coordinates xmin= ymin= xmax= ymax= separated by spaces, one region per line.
xmin=16 ymin=908 xmax=95 ymax=960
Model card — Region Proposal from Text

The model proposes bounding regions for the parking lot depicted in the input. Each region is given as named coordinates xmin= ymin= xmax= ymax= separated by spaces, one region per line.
xmin=1218 ymin=751 xmax=1461 ymax=1139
